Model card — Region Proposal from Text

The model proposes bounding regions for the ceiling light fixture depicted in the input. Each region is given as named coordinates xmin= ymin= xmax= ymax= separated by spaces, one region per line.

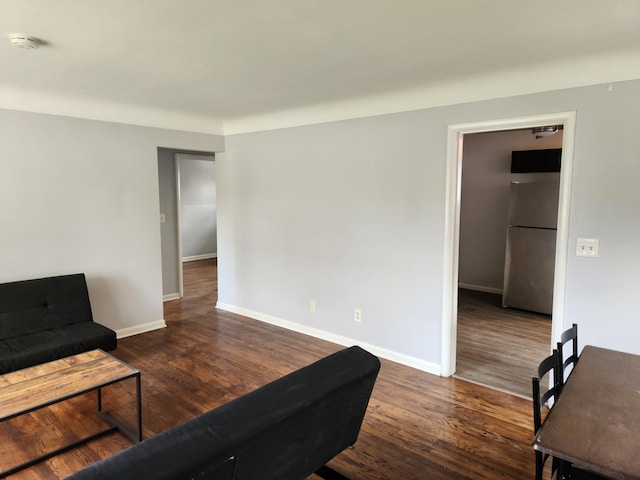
xmin=532 ymin=125 xmax=558 ymax=139
xmin=9 ymin=34 xmax=40 ymax=49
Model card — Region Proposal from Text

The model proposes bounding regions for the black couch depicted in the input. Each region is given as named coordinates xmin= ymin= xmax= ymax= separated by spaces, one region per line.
xmin=0 ymin=273 xmax=117 ymax=374
xmin=66 ymin=345 xmax=381 ymax=480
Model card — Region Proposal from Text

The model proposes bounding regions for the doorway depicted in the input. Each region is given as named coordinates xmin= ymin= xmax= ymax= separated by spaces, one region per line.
xmin=176 ymin=153 xmax=217 ymax=297
xmin=158 ymin=149 xmax=217 ymax=301
xmin=454 ymin=128 xmax=562 ymax=397
xmin=440 ymin=112 xmax=577 ymax=383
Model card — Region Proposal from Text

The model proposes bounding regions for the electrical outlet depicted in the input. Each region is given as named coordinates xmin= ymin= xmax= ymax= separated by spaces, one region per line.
xmin=309 ymin=299 xmax=316 ymax=313
xmin=576 ymin=238 xmax=599 ymax=257
xmin=354 ymin=309 xmax=362 ymax=323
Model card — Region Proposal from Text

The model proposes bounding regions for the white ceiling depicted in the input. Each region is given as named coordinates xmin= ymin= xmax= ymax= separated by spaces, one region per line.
xmin=2 ymin=0 xmax=640 ymax=134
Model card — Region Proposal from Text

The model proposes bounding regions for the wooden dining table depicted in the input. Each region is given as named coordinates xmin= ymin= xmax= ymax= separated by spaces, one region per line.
xmin=533 ymin=345 xmax=640 ymax=480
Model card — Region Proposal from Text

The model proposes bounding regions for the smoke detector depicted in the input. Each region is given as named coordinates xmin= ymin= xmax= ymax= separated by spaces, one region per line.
xmin=9 ymin=34 xmax=39 ymax=49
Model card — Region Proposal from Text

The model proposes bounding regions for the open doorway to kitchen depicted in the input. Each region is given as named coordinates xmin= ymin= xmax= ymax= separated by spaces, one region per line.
xmin=455 ymin=128 xmax=561 ymax=398
xmin=441 ymin=112 xmax=576 ymax=398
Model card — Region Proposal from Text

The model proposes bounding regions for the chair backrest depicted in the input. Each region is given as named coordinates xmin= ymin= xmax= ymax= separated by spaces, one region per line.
xmin=532 ymin=348 xmax=562 ymax=432
xmin=532 ymin=348 xmax=562 ymax=480
xmin=557 ymin=323 xmax=579 ymax=384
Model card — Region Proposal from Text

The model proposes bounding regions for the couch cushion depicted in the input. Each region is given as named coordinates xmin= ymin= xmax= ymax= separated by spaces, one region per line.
xmin=0 ymin=273 xmax=93 ymax=340
xmin=0 ymin=322 xmax=117 ymax=374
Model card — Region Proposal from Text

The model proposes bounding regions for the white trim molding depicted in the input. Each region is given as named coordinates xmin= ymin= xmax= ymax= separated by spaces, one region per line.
xmin=216 ymin=302 xmax=441 ymax=376
xmin=182 ymin=253 xmax=217 ymax=262
xmin=458 ymin=283 xmax=503 ymax=295
xmin=116 ymin=320 xmax=167 ymax=339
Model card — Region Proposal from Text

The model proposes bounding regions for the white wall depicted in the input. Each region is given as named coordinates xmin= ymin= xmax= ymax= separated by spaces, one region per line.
xmin=218 ymin=113 xmax=444 ymax=370
xmin=0 ymin=109 xmax=223 ymax=336
xmin=458 ymin=129 xmax=562 ymax=293
xmin=218 ymin=79 xmax=640 ymax=371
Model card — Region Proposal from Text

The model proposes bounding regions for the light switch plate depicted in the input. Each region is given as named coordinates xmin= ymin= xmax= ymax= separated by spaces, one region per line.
xmin=576 ymin=238 xmax=598 ymax=257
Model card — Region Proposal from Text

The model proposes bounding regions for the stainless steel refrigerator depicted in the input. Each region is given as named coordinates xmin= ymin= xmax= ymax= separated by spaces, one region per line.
xmin=502 ymin=181 xmax=560 ymax=315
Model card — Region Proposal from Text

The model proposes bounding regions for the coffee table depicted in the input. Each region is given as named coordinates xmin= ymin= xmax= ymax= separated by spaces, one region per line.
xmin=0 ymin=349 xmax=142 ymax=478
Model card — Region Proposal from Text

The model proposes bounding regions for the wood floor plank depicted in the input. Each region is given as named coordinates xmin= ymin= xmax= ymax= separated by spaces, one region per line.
xmin=3 ymin=259 xmax=536 ymax=479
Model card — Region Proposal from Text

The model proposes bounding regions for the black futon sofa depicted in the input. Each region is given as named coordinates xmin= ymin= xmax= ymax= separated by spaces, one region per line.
xmin=66 ymin=345 xmax=381 ymax=480
xmin=0 ymin=273 xmax=117 ymax=374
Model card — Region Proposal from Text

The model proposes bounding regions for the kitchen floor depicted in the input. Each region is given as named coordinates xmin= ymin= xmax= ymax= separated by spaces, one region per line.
xmin=455 ymin=288 xmax=552 ymax=399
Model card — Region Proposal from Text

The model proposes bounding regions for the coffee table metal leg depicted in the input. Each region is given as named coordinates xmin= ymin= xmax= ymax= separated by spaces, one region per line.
xmin=96 ymin=374 xmax=143 ymax=443
xmin=135 ymin=372 xmax=142 ymax=442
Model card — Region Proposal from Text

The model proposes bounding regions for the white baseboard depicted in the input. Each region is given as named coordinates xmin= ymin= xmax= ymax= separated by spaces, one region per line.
xmin=458 ymin=283 xmax=503 ymax=295
xmin=163 ymin=293 xmax=181 ymax=302
xmin=116 ymin=320 xmax=166 ymax=339
xmin=215 ymin=302 xmax=441 ymax=376
xmin=182 ymin=254 xmax=217 ymax=262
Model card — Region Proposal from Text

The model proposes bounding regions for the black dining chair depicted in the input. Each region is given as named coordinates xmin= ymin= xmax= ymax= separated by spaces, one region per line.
xmin=536 ymin=334 xmax=608 ymax=480
xmin=532 ymin=348 xmax=563 ymax=480
xmin=557 ymin=323 xmax=579 ymax=385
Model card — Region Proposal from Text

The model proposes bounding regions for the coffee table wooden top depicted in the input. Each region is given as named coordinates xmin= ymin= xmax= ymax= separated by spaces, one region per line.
xmin=533 ymin=345 xmax=640 ymax=479
xmin=0 ymin=349 xmax=139 ymax=420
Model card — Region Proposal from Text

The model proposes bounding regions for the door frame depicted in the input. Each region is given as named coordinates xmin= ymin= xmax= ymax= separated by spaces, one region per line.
xmin=174 ymin=154 xmax=185 ymax=298
xmin=440 ymin=111 xmax=577 ymax=377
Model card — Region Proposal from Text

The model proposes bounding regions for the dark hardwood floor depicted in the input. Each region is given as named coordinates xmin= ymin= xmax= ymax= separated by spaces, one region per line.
xmin=1 ymin=259 xmax=537 ymax=479
xmin=455 ymin=289 xmax=552 ymax=399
